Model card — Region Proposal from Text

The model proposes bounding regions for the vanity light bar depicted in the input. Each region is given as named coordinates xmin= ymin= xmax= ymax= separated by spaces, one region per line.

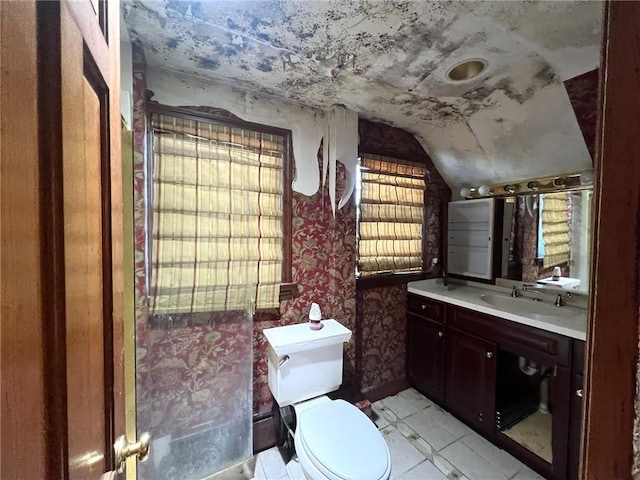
xmin=459 ymin=170 xmax=593 ymax=199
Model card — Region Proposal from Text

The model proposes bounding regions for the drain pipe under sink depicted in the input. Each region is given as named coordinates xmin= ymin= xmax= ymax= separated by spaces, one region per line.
xmin=518 ymin=357 xmax=551 ymax=414
xmin=518 ymin=356 xmax=538 ymax=376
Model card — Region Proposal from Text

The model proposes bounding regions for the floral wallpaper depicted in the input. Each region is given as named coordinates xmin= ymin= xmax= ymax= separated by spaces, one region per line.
xmin=356 ymin=285 xmax=408 ymax=389
xmin=356 ymin=120 xmax=451 ymax=392
xmin=253 ymin=159 xmax=357 ymax=415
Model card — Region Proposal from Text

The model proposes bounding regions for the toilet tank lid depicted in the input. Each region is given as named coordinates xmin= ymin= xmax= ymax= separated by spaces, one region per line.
xmin=263 ymin=319 xmax=352 ymax=356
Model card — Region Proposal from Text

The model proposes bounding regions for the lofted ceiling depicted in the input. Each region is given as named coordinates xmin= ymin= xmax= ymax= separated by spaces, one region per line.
xmin=123 ymin=0 xmax=602 ymax=190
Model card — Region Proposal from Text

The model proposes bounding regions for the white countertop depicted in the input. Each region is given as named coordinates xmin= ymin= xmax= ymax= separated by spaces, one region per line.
xmin=407 ymin=278 xmax=587 ymax=341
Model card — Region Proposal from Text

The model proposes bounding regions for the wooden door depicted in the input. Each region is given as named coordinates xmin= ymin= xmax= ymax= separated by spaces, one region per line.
xmin=60 ymin=1 xmax=124 ymax=477
xmin=1 ymin=1 xmax=124 ymax=477
xmin=406 ymin=314 xmax=445 ymax=403
xmin=445 ymin=327 xmax=497 ymax=434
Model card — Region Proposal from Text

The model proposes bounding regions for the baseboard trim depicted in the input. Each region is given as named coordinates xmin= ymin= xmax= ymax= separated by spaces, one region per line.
xmin=253 ymin=414 xmax=278 ymax=454
xmin=362 ymin=376 xmax=409 ymax=403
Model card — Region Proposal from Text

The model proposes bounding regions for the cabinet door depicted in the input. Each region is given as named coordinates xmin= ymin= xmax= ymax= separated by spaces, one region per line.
xmin=407 ymin=313 xmax=445 ymax=403
xmin=448 ymin=198 xmax=495 ymax=279
xmin=445 ymin=327 xmax=497 ymax=433
xmin=568 ymin=373 xmax=584 ymax=480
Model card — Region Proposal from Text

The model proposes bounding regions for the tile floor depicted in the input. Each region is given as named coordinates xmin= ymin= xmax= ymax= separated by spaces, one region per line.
xmin=251 ymin=388 xmax=547 ymax=480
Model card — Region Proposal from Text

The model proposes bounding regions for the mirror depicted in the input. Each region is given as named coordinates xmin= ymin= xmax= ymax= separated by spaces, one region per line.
xmin=498 ymin=188 xmax=593 ymax=294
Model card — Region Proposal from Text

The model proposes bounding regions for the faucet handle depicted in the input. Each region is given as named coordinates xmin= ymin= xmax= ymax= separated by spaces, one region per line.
xmin=554 ymin=294 xmax=565 ymax=307
xmin=511 ymin=286 xmax=519 ymax=298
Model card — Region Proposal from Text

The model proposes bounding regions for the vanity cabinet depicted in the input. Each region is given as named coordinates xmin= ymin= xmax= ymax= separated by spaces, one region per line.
xmin=568 ymin=340 xmax=585 ymax=480
xmin=445 ymin=327 xmax=496 ymax=434
xmin=406 ymin=296 xmax=445 ymax=403
xmin=406 ymin=293 xmax=582 ymax=480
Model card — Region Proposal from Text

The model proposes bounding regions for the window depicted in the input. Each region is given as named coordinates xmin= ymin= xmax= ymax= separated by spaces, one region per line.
xmin=356 ymin=153 xmax=428 ymax=277
xmin=538 ymin=192 xmax=571 ymax=268
xmin=148 ymin=109 xmax=292 ymax=314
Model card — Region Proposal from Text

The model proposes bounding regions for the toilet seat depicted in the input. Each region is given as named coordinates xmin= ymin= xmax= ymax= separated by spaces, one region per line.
xmin=295 ymin=399 xmax=390 ymax=480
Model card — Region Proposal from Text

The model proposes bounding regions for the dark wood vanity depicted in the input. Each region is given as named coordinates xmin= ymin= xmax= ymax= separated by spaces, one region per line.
xmin=407 ymin=293 xmax=585 ymax=480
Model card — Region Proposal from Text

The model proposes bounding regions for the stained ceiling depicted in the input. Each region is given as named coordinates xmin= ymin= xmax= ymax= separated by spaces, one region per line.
xmin=123 ymin=0 xmax=602 ymax=190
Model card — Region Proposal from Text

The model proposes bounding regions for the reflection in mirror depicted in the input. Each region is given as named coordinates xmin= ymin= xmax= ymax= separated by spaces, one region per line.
xmin=499 ymin=189 xmax=593 ymax=294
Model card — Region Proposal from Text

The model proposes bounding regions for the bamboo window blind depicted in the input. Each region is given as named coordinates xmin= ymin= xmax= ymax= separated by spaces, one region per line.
xmin=358 ymin=154 xmax=427 ymax=276
xmin=149 ymin=113 xmax=285 ymax=314
xmin=541 ymin=192 xmax=571 ymax=268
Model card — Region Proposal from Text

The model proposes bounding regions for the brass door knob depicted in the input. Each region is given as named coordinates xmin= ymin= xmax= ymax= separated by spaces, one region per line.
xmin=114 ymin=432 xmax=151 ymax=473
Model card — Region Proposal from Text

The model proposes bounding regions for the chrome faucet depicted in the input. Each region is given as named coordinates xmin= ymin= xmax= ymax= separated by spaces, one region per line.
xmin=511 ymin=286 xmax=519 ymax=298
xmin=554 ymin=294 xmax=565 ymax=307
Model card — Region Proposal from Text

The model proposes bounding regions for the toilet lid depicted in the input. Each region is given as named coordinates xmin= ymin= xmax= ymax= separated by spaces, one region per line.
xmin=298 ymin=399 xmax=389 ymax=480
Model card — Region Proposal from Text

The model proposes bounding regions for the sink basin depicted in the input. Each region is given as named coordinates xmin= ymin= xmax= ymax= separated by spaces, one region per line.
xmin=480 ymin=293 xmax=575 ymax=320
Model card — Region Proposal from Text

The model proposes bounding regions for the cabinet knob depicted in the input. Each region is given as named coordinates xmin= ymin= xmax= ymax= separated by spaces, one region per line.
xmin=438 ymin=331 xmax=444 ymax=338
xmin=486 ymin=351 xmax=493 ymax=359
xmin=576 ymin=389 xmax=584 ymax=398
xmin=421 ymin=304 xmax=427 ymax=310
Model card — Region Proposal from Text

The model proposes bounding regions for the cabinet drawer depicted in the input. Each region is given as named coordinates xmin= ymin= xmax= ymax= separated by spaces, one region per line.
xmin=448 ymin=306 xmax=571 ymax=366
xmin=407 ymin=294 xmax=445 ymax=321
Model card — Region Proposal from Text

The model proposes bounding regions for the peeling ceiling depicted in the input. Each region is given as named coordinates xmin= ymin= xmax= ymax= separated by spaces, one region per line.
xmin=123 ymin=0 xmax=602 ymax=189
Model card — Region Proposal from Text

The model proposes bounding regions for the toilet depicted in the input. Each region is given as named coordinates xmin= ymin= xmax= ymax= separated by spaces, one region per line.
xmin=264 ymin=319 xmax=391 ymax=480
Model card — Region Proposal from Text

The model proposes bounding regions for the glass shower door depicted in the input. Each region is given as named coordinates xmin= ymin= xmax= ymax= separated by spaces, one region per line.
xmin=134 ymin=309 xmax=254 ymax=480
xmin=133 ymin=113 xmax=267 ymax=479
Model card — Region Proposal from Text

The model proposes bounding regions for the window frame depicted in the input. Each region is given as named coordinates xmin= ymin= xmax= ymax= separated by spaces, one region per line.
xmin=356 ymin=151 xmax=431 ymax=289
xmin=145 ymin=103 xmax=297 ymax=305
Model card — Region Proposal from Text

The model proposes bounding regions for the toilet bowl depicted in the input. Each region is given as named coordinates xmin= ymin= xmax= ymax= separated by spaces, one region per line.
xmin=293 ymin=397 xmax=391 ymax=480
xmin=263 ymin=320 xmax=391 ymax=480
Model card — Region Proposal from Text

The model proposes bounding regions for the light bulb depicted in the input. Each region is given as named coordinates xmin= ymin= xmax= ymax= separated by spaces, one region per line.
xmin=460 ymin=187 xmax=471 ymax=198
xmin=580 ymin=170 xmax=594 ymax=184
xmin=478 ymin=184 xmax=490 ymax=196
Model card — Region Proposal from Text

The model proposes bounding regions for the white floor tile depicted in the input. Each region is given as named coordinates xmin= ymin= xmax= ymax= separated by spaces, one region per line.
xmin=511 ymin=464 xmax=547 ymax=480
xmin=460 ymin=432 xmax=523 ymax=478
xmin=420 ymin=404 xmax=473 ymax=439
xmin=250 ymin=454 xmax=267 ymax=480
xmin=400 ymin=460 xmax=448 ymax=479
xmin=382 ymin=406 xmax=400 ymax=424
xmin=404 ymin=410 xmax=462 ymax=451
xmin=410 ymin=436 xmax=433 ymax=458
xmin=285 ymin=456 xmax=306 ymax=480
xmin=382 ymin=394 xmax=421 ymax=419
xmin=398 ymin=388 xmax=435 ymax=410
xmin=396 ymin=421 xmax=417 ymax=439
xmin=372 ymin=401 xmax=391 ymax=429
xmin=380 ymin=426 xmax=426 ymax=479
xmin=431 ymin=453 xmax=458 ymax=477
xmin=256 ymin=447 xmax=287 ymax=480
xmin=439 ymin=441 xmax=509 ymax=480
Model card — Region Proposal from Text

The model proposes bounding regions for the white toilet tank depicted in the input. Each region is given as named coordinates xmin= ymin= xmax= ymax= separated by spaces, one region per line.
xmin=264 ymin=320 xmax=352 ymax=407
